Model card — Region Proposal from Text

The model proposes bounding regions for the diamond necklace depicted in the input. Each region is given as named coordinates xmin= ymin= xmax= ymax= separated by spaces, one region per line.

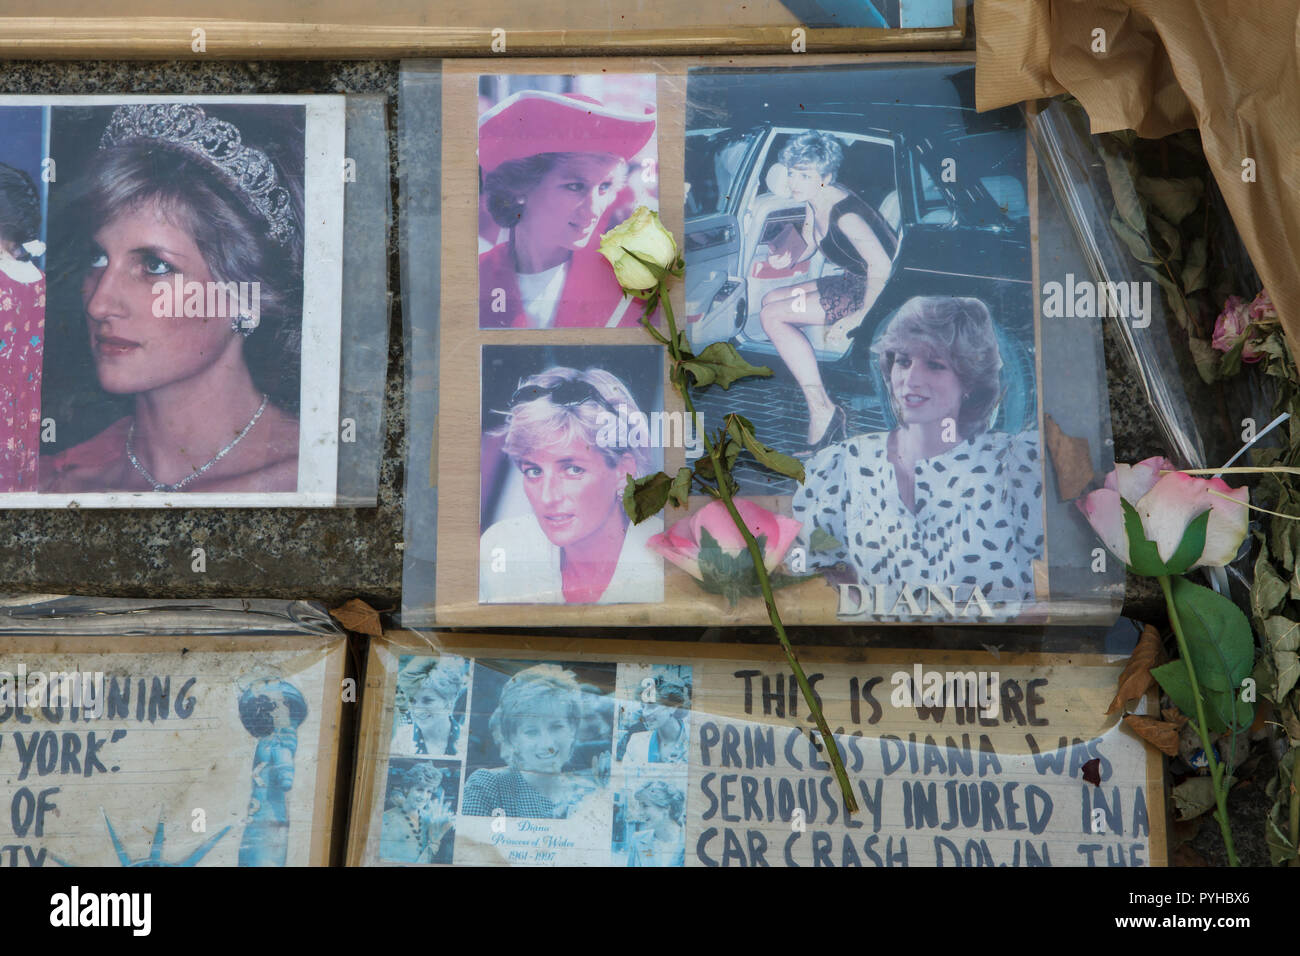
xmin=126 ymin=394 xmax=270 ymax=492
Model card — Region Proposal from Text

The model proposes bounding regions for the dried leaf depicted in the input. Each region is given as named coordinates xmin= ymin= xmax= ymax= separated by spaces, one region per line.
xmin=1101 ymin=148 xmax=1146 ymax=236
xmin=1186 ymin=335 xmax=1222 ymax=385
xmin=1181 ymin=236 xmax=1208 ymax=293
xmin=1123 ymin=714 xmax=1182 ymax=756
xmin=1137 ymin=176 xmax=1204 ymax=225
xmin=668 ymin=467 xmax=693 ymax=508
xmin=1148 ymin=212 xmax=1181 ymax=261
xmin=1171 ymin=777 xmax=1216 ymax=820
xmin=329 ymin=598 xmax=383 ymax=639
xmin=725 ymin=414 xmax=805 ymax=482
xmin=1272 ymin=648 xmax=1300 ymax=701
xmin=623 ymin=471 xmax=673 ymax=523
xmin=1252 ymin=548 xmax=1289 ymax=619
xmin=1043 ymin=415 xmax=1095 ymax=501
xmin=1161 ymin=706 xmax=1189 ymax=727
xmin=1107 ymin=625 xmax=1164 ymax=714
xmin=1081 ymin=757 xmax=1102 ymax=786
xmin=682 ymin=342 xmax=772 ymax=390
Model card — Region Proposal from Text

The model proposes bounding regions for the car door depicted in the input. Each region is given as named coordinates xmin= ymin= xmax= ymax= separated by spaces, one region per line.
xmin=684 ymin=125 xmax=766 ymax=350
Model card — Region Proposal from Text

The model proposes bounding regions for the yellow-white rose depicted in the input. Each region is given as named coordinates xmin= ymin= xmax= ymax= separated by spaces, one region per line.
xmin=599 ymin=207 xmax=678 ymax=292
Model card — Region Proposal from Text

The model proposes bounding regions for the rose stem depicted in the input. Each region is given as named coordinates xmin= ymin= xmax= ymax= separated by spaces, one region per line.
xmin=1158 ymin=573 xmax=1238 ymax=866
xmin=655 ymin=283 xmax=858 ymax=814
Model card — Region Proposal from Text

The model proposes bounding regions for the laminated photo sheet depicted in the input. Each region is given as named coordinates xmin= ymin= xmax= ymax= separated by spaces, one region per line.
xmin=0 ymin=0 xmax=964 ymax=57
xmin=0 ymin=95 xmax=347 ymax=507
xmin=347 ymin=630 xmax=1167 ymax=868
xmin=0 ymin=631 xmax=348 ymax=867
xmin=402 ymin=54 xmax=1121 ymax=629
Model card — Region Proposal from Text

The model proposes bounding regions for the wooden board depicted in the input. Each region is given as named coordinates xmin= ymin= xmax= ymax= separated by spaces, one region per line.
xmin=0 ymin=632 xmax=348 ymax=868
xmin=421 ymin=53 xmax=1064 ymax=627
xmin=347 ymin=630 xmax=1167 ymax=867
xmin=0 ymin=1 xmax=964 ymax=57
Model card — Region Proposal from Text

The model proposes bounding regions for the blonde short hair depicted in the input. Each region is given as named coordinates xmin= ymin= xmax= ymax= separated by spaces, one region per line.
xmin=498 ymin=365 xmax=651 ymax=473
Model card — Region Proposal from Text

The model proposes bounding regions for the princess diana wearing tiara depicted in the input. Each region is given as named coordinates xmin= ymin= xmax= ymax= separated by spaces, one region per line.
xmin=40 ymin=103 xmax=304 ymax=494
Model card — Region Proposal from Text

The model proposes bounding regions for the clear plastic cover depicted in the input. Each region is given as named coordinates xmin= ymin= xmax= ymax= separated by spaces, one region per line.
xmin=399 ymin=56 xmax=1123 ymax=627
xmin=347 ymin=628 xmax=1164 ymax=867
xmin=0 ymin=598 xmax=350 ymax=867
xmin=0 ymin=94 xmax=388 ymax=507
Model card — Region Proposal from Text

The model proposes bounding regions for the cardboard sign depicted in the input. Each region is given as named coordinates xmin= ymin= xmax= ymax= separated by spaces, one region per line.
xmin=0 ymin=634 xmax=347 ymax=867
xmin=348 ymin=632 xmax=1166 ymax=867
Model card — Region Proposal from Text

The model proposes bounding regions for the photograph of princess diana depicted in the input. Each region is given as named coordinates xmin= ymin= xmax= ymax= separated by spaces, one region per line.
xmin=461 ymin=660 xmax=616 ymax=821
xmin=477 ymin=73 xmax=658 ymax=330
xmin=479 ymin=344 xmax=665 ymax=606
xmin=683 ymin=63 xmax=1043 ymax=618
xmin=379 ymin=758 xmax=460 ymax=865
xmin=0 ymin=97 xmax=344 ymax=506
xmin=390 ymin=655 xmax=472 ymax=758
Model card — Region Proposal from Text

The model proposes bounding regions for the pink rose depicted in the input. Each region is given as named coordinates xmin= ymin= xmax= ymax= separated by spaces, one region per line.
xmin=648 ymin=498 xmax=803 ymax=582
xmin=1077 ymin=456 xmax=1249 ymax=575
xmin=1247 ymin=289 xmax=1277 ymax=323
xmin=1212 ymin=295 xmax=1262 ymax=363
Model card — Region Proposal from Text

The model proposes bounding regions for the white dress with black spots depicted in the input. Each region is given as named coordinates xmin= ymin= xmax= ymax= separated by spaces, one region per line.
xmin=791 ymin=430 xmax=1044 ymax=619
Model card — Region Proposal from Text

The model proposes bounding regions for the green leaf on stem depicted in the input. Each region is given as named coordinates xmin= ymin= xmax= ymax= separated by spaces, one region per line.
xmin=681 ymin=342 xmax=773 ymax=390
xmin=726 ymin=414 xmax=805 ymax=483
xmin=668 ymin=467 xmax=693 ymax=509
xmin=623 ymin=472 xmax=673 ymax=524
xmin=671 ymin=331 xmax=694 ymax=365
xmin=1171 ymin=577 xmax=1254 ymax=693
xmin=1151 ymin=661 xmax=1229 ymax=734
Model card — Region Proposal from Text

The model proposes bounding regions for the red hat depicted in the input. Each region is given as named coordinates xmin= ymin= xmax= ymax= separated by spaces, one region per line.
xmin=478 ymin=90 xmax=656 ymax=174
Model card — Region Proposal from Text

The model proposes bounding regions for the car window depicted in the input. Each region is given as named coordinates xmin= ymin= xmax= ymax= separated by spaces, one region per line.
xmin=685 ymin=129 xmax=761 ymax=217
xmin=914 ymin=163 xmax=950 ymax=223
xmin=981 ymin=175 xmax=1028 ymax=220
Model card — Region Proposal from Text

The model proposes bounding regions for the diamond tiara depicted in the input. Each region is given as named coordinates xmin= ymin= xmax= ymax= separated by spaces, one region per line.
xmin=100 ymin=103 xmax=299 ymax=246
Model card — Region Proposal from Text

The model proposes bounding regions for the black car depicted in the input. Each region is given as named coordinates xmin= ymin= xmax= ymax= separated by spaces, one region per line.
xmin=684 ymin=63 xmax=1037 ymax=443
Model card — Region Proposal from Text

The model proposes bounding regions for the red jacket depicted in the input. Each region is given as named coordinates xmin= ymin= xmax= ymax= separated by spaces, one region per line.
xmin=478 ymin=239 xmax=639 ymax=329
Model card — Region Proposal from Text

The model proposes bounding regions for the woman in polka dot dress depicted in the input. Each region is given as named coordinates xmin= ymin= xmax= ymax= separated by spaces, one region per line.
xmin=792 ymin=296 xmax=1043 ymax=620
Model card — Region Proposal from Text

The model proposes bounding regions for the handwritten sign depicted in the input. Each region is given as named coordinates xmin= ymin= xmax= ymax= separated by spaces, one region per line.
xmin=0 ymin=634 xmax=346 ymax=867
xmin=348 ymin=632 xmax=1164 ymax=867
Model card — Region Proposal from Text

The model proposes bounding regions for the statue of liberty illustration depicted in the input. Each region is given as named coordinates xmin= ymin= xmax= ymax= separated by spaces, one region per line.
xmin=237 ymin=674 xmax=309 ymax=867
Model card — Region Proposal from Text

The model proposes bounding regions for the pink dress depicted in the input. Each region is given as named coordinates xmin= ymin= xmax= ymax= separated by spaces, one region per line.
xmin=0 ymin=257 xmax=46 ymax=492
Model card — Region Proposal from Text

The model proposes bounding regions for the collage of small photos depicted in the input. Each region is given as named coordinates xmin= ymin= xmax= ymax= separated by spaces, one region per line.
xmin=381 ymin=654 xmax=692 ymax=866
xmin=444 ymin=60 xmax=1049 ymax=626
